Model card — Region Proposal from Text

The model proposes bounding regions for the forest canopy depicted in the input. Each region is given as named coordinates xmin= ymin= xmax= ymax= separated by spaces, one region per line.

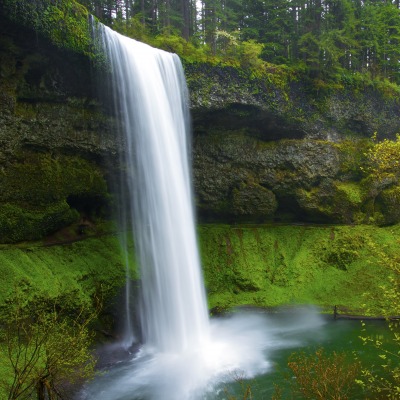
xmin=75 ymin=0 xmax=400 ymax=84
xmin=2 ymin=0 xmax=400 ymax=86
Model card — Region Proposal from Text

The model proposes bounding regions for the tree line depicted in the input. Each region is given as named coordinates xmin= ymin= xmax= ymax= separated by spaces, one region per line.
xmin=77 ymin=0 xmax=400 ymax=83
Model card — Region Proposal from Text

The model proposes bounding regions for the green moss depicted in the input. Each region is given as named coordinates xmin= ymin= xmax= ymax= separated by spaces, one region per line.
xmin=376 ymin=185 xmax=400 ymax=225
xmin=199 ymin=224 xmax=397 ymax=315
xmin=334 ymin=182 xmax=364 ymax=206
xmin=0 ymin=222 xmax=397 ymax=335
xmin=0 ymin=150 xmax=109 ymax=243
xmin=0 ymin=234 xmax=136 ymax=305
xmin=2 ymin=0 xmax=98 ymax=59
xmin=335 ymin=139 xmax=371 ymax=179
xmin=295 ymin=180 xmax=367 ymax=224
xmin=0 ymin=201 xmax=79 ymax=243
xmin=1 ymin=151 xmax=107 ymax=205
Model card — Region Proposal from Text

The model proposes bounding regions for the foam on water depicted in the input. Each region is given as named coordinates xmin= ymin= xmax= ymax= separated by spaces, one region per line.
xmin=81 ymin=308 xmax=325 ymax=399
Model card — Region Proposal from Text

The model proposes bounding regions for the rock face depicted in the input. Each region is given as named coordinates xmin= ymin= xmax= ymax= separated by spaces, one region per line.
xmin=186 ymin=64 xmax=400 ymax=224
xmin=186 ymin=63 xmax=400 ymax=141
xmin=0 ymin=15 xmax=117 ymax=242
xmin=1 ymin=12 xmax=400 ymax=242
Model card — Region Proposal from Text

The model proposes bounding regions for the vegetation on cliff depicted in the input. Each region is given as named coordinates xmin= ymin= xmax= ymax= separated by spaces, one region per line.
xmin=1 ymin=0 xmax=96 ymax=58
xmin=199 ymin=223 xmax=400 ymax=315
xmin=194 ymin=132 xmax=400 ymax=226
xmin=0 ymin=150 xmax=110 ymax=243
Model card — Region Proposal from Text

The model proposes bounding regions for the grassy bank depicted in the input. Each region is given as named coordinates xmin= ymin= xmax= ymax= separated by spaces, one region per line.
xmin=0 ymin=223 xmax=398 ymax=397
xmin=0 ymin=233 xmax=137 ymax=307
xmin=199 ymin=224 xmax=399 ymax=316
xmin=0 ymin=223 xmax=397 ymax=316
xmin=0 ymin=233 xmax=138 ymax=398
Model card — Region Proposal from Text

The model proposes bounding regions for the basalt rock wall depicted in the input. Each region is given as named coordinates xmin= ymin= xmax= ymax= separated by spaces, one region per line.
xmin=1 ymin=10 xmax=400 ymax=243
xmin=186 ymin=64 xmax=400 ymax=224
xmin=0 ymin=14 xmax=118 ymax=242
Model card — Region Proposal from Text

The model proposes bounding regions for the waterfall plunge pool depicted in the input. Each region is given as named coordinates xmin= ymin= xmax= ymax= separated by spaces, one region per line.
xmin=78 ymin=307 xmax=391 ymax=400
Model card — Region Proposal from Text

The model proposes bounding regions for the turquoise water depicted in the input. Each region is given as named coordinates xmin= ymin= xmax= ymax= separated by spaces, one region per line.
xmin=212 ymin=314 xmax=394 ymax=400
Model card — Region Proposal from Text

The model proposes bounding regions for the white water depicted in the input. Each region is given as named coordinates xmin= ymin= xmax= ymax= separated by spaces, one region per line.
xmin=101 ymin=27 xmax=209 ymax=351
xmin=82 ymin=27 xmax=326 ymax=399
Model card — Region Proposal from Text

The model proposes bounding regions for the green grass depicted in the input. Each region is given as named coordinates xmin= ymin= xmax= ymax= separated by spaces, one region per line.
xmin=0 ymin=223 xmax=397 ymax=316
xmin=199 ymin=224 xmax=399 ymax=315
xmin=0 ymin=223 xmax=398 ymax=397
xmin=0 ymin=233 xmax=138 ymax=399
xmin=0 ymin=234 xmax=136 ymax=306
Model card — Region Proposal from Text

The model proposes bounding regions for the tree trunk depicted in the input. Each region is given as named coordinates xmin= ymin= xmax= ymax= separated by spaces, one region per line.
xmin=181 ymin=0 xmax=190 ymax=40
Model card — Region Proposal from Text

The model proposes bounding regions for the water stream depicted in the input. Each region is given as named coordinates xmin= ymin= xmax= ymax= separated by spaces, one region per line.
xmin=100 ymin=24 xmax=209 ymax=353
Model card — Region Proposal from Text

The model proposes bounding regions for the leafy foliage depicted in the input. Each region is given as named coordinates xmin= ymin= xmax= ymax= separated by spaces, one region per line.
xmin=357 ymin=321 xmax=400 ymax=399
xmin=363 ymin=133 xmax=400 ymax=183
xmin=0 ymin=286 xmax=100 ymax=399
xmin=287 ymin=348 xmax=361 ymax=400
xmin=355 ymin=232 xmax=400 ymax=398
xmin=2 ymin=0 xmax=97 ymax=58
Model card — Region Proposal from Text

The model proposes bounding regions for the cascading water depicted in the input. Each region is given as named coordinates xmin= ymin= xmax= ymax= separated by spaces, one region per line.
xmin=81 ymin=25 xmax=326 ymax=400
xmin=100 ymin=25 xmax=209 ymax=353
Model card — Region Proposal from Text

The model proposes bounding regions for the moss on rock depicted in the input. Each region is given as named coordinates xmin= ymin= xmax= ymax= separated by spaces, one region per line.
xmin=0 ymin=202 xmax=79 ymax=243
xmin=0 ymin=150 xmax=109 ymax=243
xmin=1 ymin=0 xmax=95 ymax=59
xmin=375 ymin=185 xmax=400 ymax=225
xmin=199 ymin=223 xmax=399 ymax=315
xmin=232 ymin=182 xmax=277 ymax=218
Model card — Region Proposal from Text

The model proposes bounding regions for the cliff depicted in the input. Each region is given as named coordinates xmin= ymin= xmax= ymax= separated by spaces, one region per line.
xmin=0 ymin=3 xmax=398 ymax=319
xmin=1 ymin=6 xmax=400 ymax=243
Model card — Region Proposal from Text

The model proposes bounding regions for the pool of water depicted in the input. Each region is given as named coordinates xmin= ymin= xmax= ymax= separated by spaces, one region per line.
xmin=210 ymin=312 xmax=392 ymax=399
xmin=79 ymin=308 xmax=393 ymax=400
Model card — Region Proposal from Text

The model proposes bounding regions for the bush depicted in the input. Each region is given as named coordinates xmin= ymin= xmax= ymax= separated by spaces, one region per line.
xmin=288 ymin=348 xmax=361 ymax=400
xmin=0 ymin=286 xmax=99 ymax=399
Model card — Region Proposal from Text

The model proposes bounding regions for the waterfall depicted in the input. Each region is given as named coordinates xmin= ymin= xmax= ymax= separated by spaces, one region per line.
xmin=100 ymin=26 xmax=210 ymax=352
xmin=82 ymin=24 xmax=325 ymax=400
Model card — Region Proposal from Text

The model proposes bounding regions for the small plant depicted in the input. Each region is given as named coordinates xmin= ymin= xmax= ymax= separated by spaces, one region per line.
xmin=223 ymin=370 xmax=254 ymax=400
xmin=287 ymin=348 xmax=361 ymax=400
xmin=357 ymin=321 xmax=400 ymax=400
xmin=362 ymin=133 xmax=400 ymax=183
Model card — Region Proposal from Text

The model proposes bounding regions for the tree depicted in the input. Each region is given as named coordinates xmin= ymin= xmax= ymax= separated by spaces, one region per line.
xmin=288 ymin=348 xmax=361 ymax=400
xmin=356 ymin=237 xmax=400 ymax=398
xmin=0 ymin=287 xmax=99 ymax=400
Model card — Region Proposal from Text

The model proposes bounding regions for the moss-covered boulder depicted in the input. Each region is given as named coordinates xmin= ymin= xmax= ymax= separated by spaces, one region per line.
xmin=295 ymin=181 xmax=366 ymax=223
xmin=232 ymin=182 xmax=277 ymax=218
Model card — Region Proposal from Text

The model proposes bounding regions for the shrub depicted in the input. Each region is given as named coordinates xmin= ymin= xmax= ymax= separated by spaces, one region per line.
xmin=288 ymin=348 xmax=361 ymax=400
